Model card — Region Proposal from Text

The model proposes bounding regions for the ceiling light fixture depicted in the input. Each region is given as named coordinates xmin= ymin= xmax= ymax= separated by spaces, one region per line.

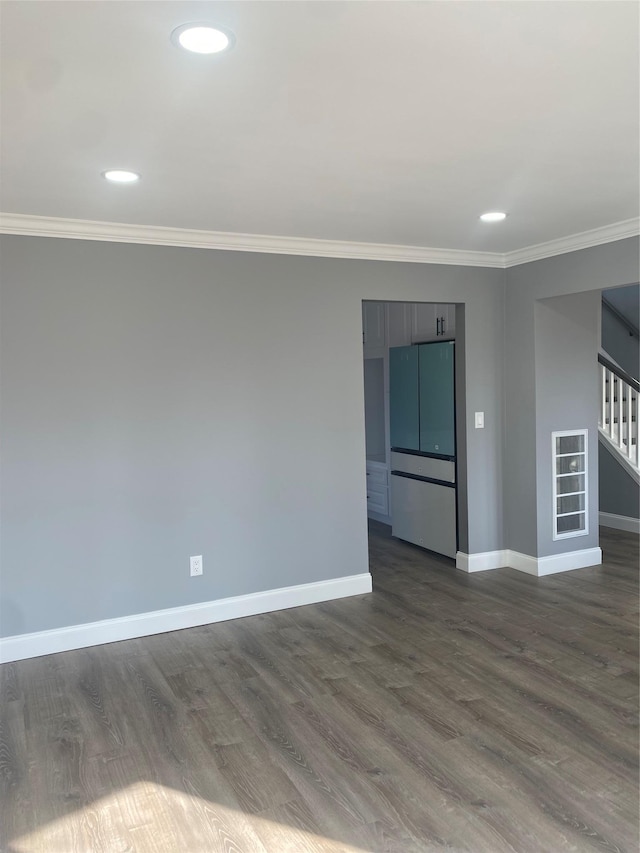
xmin=171 ymin=23 xmax=235 ymax=54
xmin=102 ymin=170 xmax=140 ymax=183
xmin=480 ymin=211 xmax=507 ymax=222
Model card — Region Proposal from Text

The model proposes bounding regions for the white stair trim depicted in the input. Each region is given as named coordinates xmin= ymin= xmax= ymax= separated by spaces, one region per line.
xmin=598 ymin=428 xmax=640 ymax=485
xmin=0 ymin=572 xmax=373 ymax=664
xmin=599 ymin=512 xmax=640 ymax=534
xmin=598 ymin=356 xmax=639 ymax=482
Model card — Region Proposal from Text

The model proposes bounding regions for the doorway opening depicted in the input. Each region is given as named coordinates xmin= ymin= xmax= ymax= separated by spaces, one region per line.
xmin=362 ymin=300 xmax=463 ymax=569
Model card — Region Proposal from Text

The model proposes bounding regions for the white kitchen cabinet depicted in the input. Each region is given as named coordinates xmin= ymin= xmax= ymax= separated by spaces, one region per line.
xmin=362 ymin=302 xmax=386 ymax=356
xmin=412 ymin=303 xmax=437 ymax=342
xmin=411 ymin=303 xmax=455 ymax=343
xmin=364 ymin=301 xmax=455 ymax=350
xmin=387 ymin=302 xmax=413 ymax=347
xmin=438 ymin=304 xmax=455 ymax=339
xmin=366 ymin=460 xmax=389 ymax=519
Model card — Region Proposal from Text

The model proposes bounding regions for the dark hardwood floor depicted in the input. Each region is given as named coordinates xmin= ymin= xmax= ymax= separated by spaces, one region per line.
xmin=1 ymin=524 xmax=638 ymax=852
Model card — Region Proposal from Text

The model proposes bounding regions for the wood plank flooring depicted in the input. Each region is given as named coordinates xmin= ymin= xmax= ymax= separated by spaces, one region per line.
xmin=1 ymin=524 xmax=638 ymax=852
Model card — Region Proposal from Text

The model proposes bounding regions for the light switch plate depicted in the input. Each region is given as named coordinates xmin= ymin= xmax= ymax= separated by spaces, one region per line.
xmin=475 ymin=412 xmax=485 ymax=429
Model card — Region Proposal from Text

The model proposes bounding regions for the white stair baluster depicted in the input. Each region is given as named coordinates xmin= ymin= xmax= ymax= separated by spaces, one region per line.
xmin=617 ymin=377 xmax=624 ymax=449
xmin=598 ymin=355 xmax=640 ymax=483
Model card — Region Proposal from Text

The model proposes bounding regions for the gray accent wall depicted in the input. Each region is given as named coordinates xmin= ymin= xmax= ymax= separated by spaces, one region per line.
xmin=504 ymin=237 xmax=640 ymax=557
xmin=0 ymin=236 xmax=505 ymax=637
xmin=2 ymin=234 xmax=638 ymax=640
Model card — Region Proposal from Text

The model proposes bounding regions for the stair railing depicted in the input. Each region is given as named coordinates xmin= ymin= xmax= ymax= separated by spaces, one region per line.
xmin=598 ymin=353 xmax=639 ymax=469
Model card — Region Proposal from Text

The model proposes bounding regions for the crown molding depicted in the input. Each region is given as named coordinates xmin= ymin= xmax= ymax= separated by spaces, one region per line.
xmin=0 ymin=213 xmax=504 ymax=268
xmin=1 ymin=212 xmax=638 ymax=269
xmin=503 ymin=218 xmax=640 ymax=267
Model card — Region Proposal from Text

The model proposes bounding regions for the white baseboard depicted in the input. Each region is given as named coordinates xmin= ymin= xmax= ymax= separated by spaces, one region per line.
xmin=0 ymin=573 xmax=373 ymax=664
xmin=599 ymin=512 xmax=640 ymax=534
xmin=456 ymin=550 xmax=508 ymax=572
xmin=456 ymin=547 xmax=602 ymax=577
xmin=506 ymin=547 xmax=603 ymax=577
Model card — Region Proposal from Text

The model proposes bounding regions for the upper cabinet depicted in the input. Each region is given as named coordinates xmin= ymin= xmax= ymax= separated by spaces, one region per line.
xmin=439 ymin=304 xmax=456 ymax=340
xmin=387 ymin=302 xmax=414 ymax=348
xmin=412 ymin=303 xmax=455 ymax=343
xmin=362 ymin=301 xmax=386 ymax=357
xmin=412 ymin=303 xmax=437 ymax=342
xmin=366 ymin=301 xmax=456 ymax=352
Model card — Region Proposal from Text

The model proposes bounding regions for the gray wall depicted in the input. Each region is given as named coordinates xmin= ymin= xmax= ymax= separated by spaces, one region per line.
xmin=504 ymin=237 xmax=640 ymax=557
xmin=603 ymin=283 xmax=640 ymax=328
xmin=599 ymin=443 xmax=640 ymax=519
xmin=3 ymin=234 xmax=637 ymax=639
xmin=0 ymin=235 xmax=505 ymax=637
xmin=601 ymin=284 xmax=639 ymax=379
xmin=535 ymin=292 xmax=601 ymax=555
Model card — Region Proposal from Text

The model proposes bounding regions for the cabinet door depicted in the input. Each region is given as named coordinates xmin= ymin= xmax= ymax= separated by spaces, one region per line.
xmin=362 ymin=302 xmax=386 ymax=352
xmin=366 ymin=463 xmax=389 ymax=518
xmin=435 ymin=304 xmax=455 ymax=339
xmin=418 ymin=342 xmax=455 ymax=456
xmin=390 ymin=346 xmax=419 ymax=451
xmin=412 ymin=303 xmax=437 ymax=343
xmin=445 ymin=304 xmax=456 ymax=338
xmin=387 ymin=302 xmax=413 ymax=347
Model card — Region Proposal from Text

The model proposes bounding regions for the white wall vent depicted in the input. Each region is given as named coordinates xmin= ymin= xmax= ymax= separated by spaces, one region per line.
xmin=552 ymin=430 xmax=588 ymax=540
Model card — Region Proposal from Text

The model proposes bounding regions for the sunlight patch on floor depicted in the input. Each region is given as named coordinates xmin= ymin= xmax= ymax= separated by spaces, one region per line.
xmin=10 ymin=780 xmax=370 ymax=853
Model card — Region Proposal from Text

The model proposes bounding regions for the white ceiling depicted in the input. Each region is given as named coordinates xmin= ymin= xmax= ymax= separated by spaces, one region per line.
xmin=1 ymin=1 xmax=638 ymax=256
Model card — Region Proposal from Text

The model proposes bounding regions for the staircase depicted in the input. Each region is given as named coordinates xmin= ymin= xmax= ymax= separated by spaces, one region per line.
xmin=598 ymin=352 xmax=640 ymax=484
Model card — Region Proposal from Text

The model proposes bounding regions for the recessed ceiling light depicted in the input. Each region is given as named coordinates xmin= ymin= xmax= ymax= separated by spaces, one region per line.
xmin=171 ymin=23 xmax=235 ymax=55
xmin=480 ymin=211 xmax=507 ymax=222
xmin=102 ymin=170 xmax=140 ymax=183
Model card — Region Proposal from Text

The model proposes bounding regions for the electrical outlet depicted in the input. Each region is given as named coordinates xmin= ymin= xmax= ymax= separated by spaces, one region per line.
xmin=190 ymin=555 xmax=203 ymax=577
